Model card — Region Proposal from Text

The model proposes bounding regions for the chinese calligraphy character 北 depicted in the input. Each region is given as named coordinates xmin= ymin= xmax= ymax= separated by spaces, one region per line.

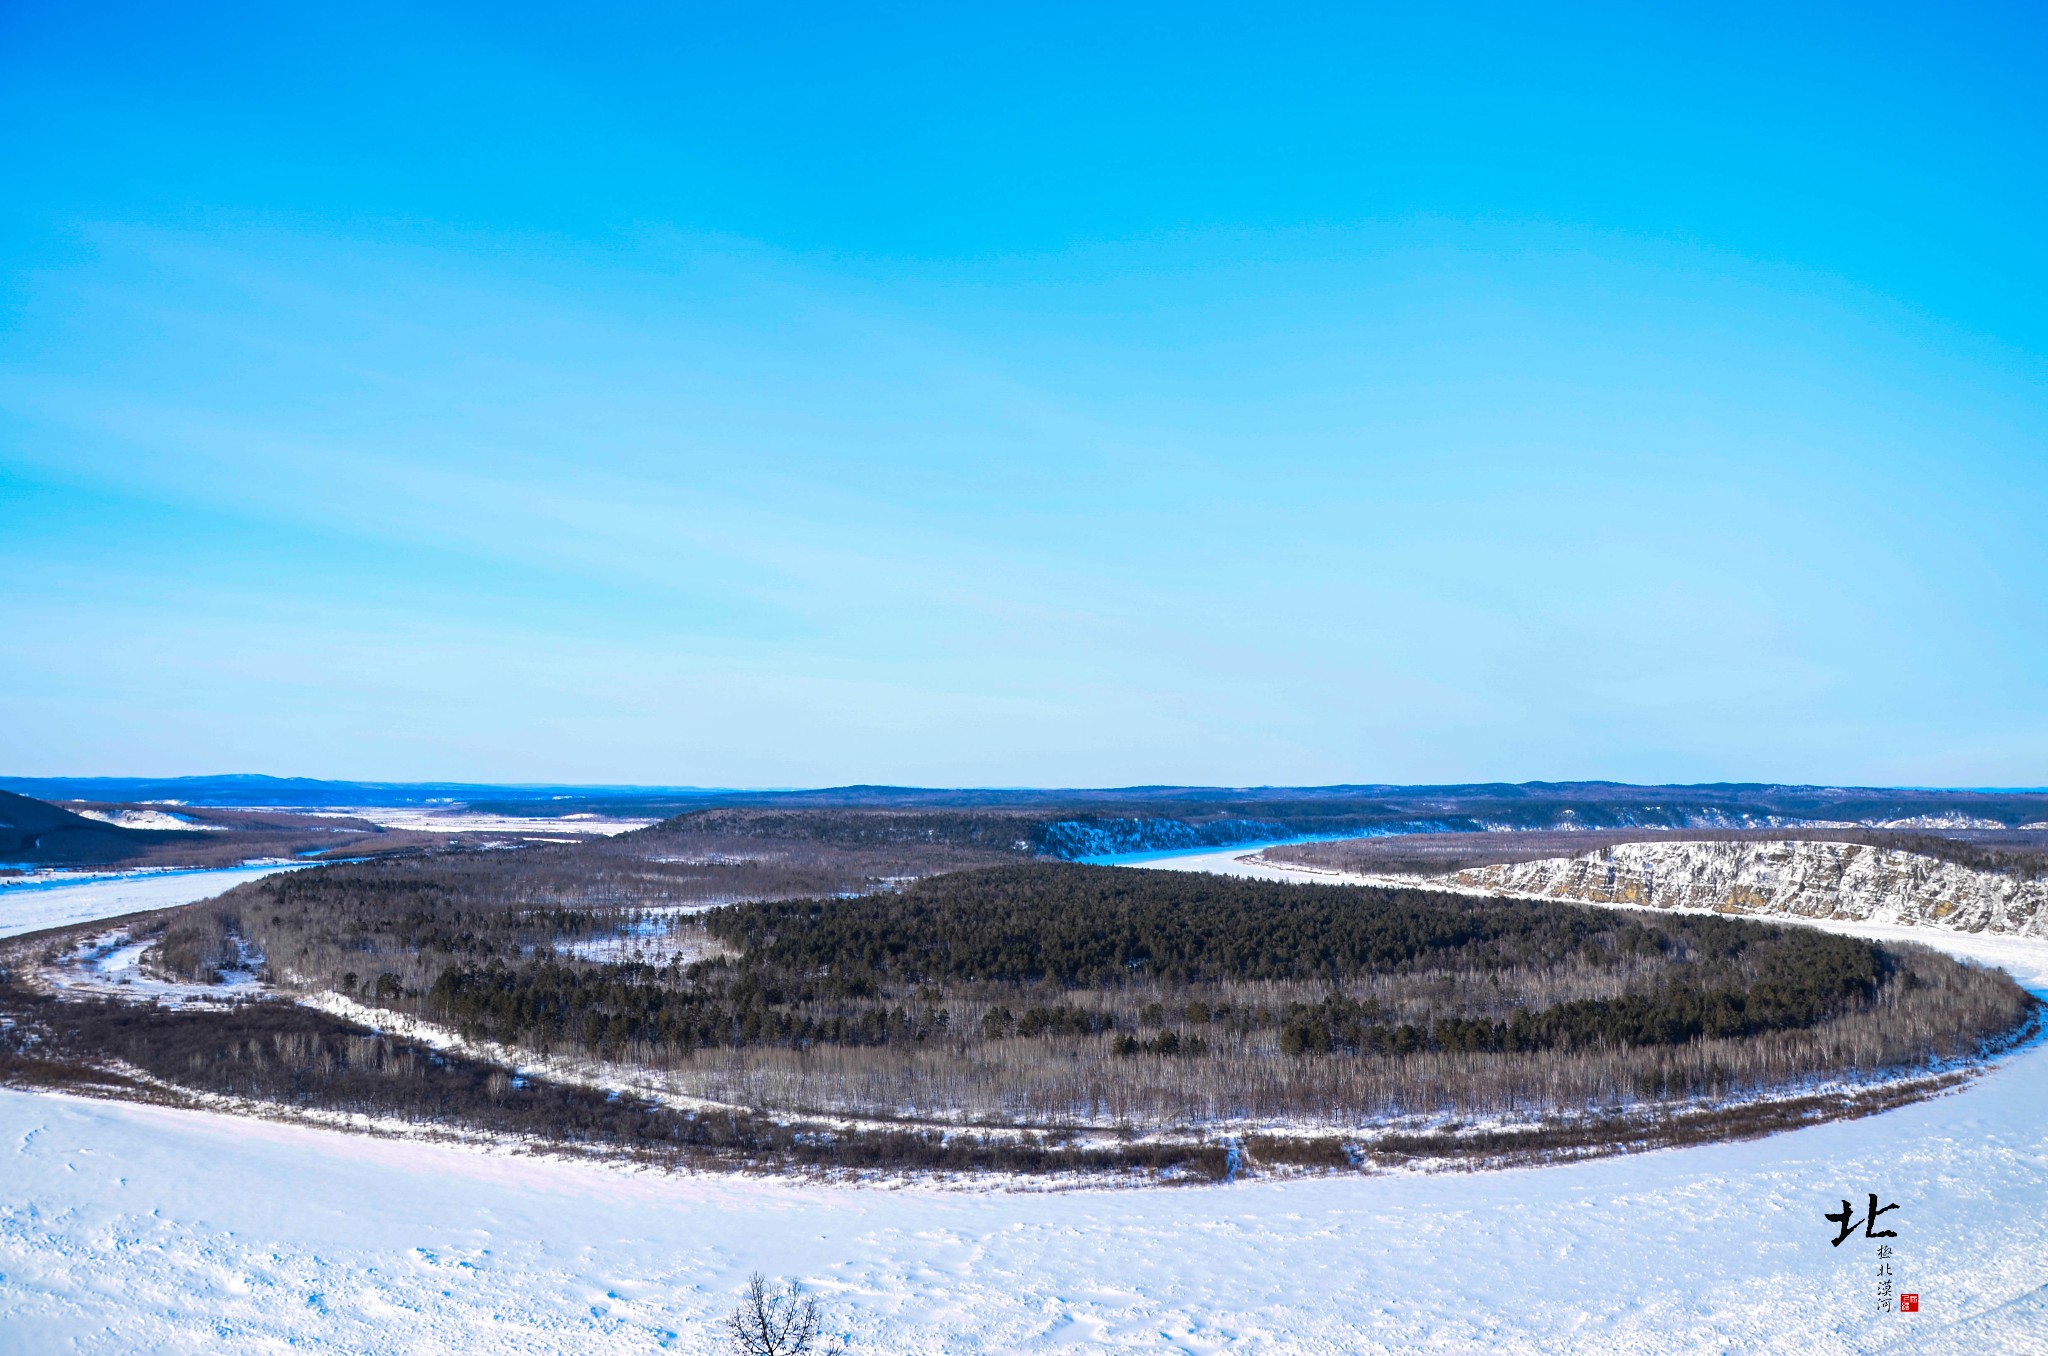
xmin=1826 ymin=1194 xmax=1900 ymax=1247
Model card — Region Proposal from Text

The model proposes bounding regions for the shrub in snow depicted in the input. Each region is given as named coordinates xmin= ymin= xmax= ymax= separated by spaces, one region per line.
xmin=726 ymin=1272 xmax=827 ymax=1355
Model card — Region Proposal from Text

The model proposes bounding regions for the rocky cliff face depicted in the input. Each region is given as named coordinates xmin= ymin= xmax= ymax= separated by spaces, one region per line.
xmin=1441 ymin=839 xmax=2048 ymax=940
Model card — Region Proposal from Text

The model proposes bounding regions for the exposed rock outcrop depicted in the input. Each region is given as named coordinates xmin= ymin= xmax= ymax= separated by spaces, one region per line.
xmin=1440 ymin=839 xmax=2048 ymax=939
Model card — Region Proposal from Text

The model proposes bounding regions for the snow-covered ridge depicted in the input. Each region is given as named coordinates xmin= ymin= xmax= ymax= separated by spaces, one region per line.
xmin=1435 ymin=839 xmax=2048 ymax=939
xmin=70 ymin=808 xmax=227 ymax=831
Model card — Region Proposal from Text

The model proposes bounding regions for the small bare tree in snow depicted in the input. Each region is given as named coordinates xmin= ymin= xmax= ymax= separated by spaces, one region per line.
xmin=726 ymin=1272 xmax=825 ymax=1355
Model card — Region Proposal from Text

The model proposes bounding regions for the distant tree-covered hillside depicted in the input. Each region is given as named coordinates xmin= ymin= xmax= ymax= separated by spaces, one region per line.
xmin=0 ymin=790 xmax=160 ymax=866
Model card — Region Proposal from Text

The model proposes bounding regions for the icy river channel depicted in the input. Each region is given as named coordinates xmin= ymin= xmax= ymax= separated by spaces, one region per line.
xmin=0 ymin=862 xmax=308 ymax=940
xmin=1 ymin=850 xmax=2045 ymax=1352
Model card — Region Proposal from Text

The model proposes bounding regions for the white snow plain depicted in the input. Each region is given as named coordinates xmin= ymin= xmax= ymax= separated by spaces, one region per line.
xmin=297 ymin=808 xmax=657 ymax=835
xmin=68 ymin=809 xmax=227 ymax=831
xmin=2 ymin=850 xmax=2046 ymax=1352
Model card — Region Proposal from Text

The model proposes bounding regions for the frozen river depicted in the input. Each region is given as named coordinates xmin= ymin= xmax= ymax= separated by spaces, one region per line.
xmin=0 ymin=862 xmax=307 ymax=940
xmin=1 ymin=851 xmax=2045 ymax=1351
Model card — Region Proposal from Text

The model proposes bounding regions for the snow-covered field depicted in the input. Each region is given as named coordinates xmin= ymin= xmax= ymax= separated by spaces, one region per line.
xmin=3 ymin=850 xmax=2046 ymax=1352
xmin=299 ymin=808 xmax=657 ymax=835
xmin=0 ymin=864 xmax=304 ymax=940
xmin=69 ymin=808 xmax=228 ymax=831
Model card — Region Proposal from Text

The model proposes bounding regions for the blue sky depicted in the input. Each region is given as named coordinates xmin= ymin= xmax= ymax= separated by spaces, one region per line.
xmin=2 ymin=2 xmax=2045 ymax=786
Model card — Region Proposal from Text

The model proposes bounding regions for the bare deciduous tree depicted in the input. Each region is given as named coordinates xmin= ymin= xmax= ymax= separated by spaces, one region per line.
xmin=726 ymin=1272 xmax=825 ymax=1356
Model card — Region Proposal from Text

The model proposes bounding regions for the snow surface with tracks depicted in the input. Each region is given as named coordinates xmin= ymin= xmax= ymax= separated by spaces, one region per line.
xmin=3 ymin=850 xmax=2047 ymax=1352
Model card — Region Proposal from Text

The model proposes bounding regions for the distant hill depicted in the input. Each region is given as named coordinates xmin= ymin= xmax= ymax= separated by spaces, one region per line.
xmin=0 ymin=789 xmax=164 ymax=866
xmin=0 ymin=774 xmax=728 ymax=811
xmin=4 ymin=777 xmax=2046 ymax=858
